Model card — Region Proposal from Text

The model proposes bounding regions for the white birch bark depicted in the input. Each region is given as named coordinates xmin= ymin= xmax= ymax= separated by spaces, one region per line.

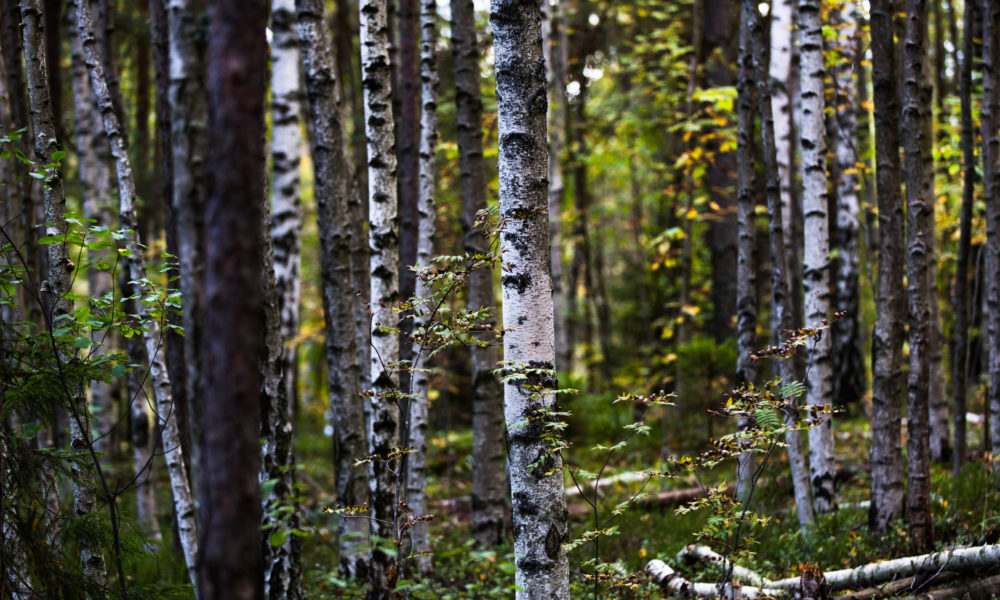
xmin=359 ymin=0 xmax=401 ymax=593
xmin=647 ymin=559 xmax=781 ymax=599
xmin=74 ymin=0 xmax=199 ymax=582
xmin=271 ymin=0 xmax=303 ymax=407
xmin=798 ymin=0 xmax=835 ymax=513
xmin=19 ymin=0 xmax=108 ymax=586
xmin=770 ymin=0 xmax=795 ymax=309
xmin=492 ymin=0 xmax=569 ymax=596
xmin=450 ymin=0 xmax=507 ymax=548
xmin=68 ymin=0 xmax=116 ymax=457
xmin=295 ymin=0 xmax=372 ymax=579
xmin=404 ymin=0 xmax=437 ymax=575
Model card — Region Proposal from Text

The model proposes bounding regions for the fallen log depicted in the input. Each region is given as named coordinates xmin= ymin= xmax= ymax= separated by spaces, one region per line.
xmin=903 ymin=574 xmax=1000 ymax=600
xmin=833 ymin=573 xmax=959 ymax=600
xmin=569 ymin=485 xmax=735 ymax=516
xmin=647 ymin=559 xmax=784 ymax=598
xmin=675 ymin=544 xmax=767 ymax=588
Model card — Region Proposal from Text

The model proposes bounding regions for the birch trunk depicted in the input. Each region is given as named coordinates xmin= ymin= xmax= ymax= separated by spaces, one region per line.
xmin=450 ymin=0 xmax=507 ymax=548
xmin=735 ymin=6 xmax=758 ymax=502
xmin=359 ymin=0 xmax=401 ymax=594
xmin=798 ymin=0 xmax=835 ymax=514
xmin=769 ymin=0 xmax=796 ymax=337
xmin=403 ymin=0 xmax=437 ymax=575
xmin=491 ymin=0 xmax=570 ymax=596
xmin=901 ymin=0 xmax=934 ymax=551
xmin=868 ymin=0 xmax=906 ymax=532
xmin=126 ymin=326 xmax=162 ymax=542
xmin=983 ymin=0 xmax=1000 ymax=484
xmin=271 ymin=0 xmax=303 ymax=408
xmin=952 ymin=0 xmax=975 ymax=474
xmin=745 ymin=0 xmax=813 ymax=528
xmin=831 ymin=1 xmax=866 ymax=410
xmin=20 ymin=0 xmax=108 ymax=585
xmin=167 ymin=0 xmax=208 ymax=499
xmin=67 ymin=0 xmax=115 ymax=457
xmin=74 ymin=0 xmax=199 ymax=580
xmin=296 ymin=0 xmax=371 ymax=580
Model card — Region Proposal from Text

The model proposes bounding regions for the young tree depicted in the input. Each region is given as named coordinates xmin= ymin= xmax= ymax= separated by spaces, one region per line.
xmin=868 ymin=0 xmax=906 ymax=533
xmin=73 ymin=0 xmax=199 ymax=580
xmin=901 ymin=0 xmax=934 ymax=551
xmin=19 ymin=0 xmax=108 ymax=585
xmin=745 ymin=0 xmax=813 ymax=529
xmin=198 ymin=0 xmax=268 ymax=595
xmin=295 ymin=0 xmax=371 ymax=579
xmin=450 ymin=0 xmax=506 ymax=548
xmin=491 ymin=0 xmax=570 ymax=596
xmin=359 ymin=0 xmax=401 ymax=595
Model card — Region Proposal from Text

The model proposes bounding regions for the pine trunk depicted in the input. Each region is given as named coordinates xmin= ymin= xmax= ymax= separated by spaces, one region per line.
xmin=491 ymin=0 xmax=570 ymax=596
xmin=450 ymin=0 xmax=507 ymax=548
xmin=296 ymin=0 xmax=371 ymax=579
xmin=868 ymin=0 xmax=906 ymax=532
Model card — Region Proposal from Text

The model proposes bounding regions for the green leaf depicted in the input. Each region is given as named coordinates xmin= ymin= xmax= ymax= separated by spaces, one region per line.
xmin=73 ymin=336 xmax=93 ymax=349
xmin=268 ymin=529 xmax=288 ymax=547
xmin=50 ymin=150 xmax=66 ymax=161
xmin=112 ymin=364 xmax=127 ymax=378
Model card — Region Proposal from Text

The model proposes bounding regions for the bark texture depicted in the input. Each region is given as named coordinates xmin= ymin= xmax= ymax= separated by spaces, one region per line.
xmin=901 ymin=0 xmax=934 ymax=551
xmin=19 ymin=0 xmax=107 ymax=585
xmin=491 ymin=0 xmax=570 ymax=596
xmin=199 ymin=0 xmax=268 ymax=595
xmin=295 ymin=0 xmax=371 ymax=579
xmin=868 ymin=0 xmax=906 ymax=532
xmin=359 ymin=0 xmax=401 ymax=595
xmin=984 ymin=0 xmax=1000 ymax=484
xmin=74 ymin=0 xmax=200 ymax=581
xmin=451 ymin=0 xmax=507 ymax=549
xmin=798 ymin=0 xmax=835 ymax=514
xmin=745 ymin=0 xmax=813 ymax=528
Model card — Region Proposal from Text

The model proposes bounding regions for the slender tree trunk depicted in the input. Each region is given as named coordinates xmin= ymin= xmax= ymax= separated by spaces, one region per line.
xmin=74 ymin=0 xmax=200 ymax=581
xmin=831 ymin=0 xmax=866 ymax=410
xmin=199 ymin=0 xmax=268 ymax=596
xmin=397 ymin=0 xmax=419 ymax=311
xmin=735 ymin=4 xmax=758 ymax=502
xmin=952 ymin=0 xmax=976 ymax=475
xmin=450 ymin=0 xmax=506 ymax=548
xmin=43 ymin=0 xmax=60 ymax=140
xmin=403 ymin=0 xmax=437 ymax=574
xmin=541 ymin=0 xmax=568 ymax=371
xmin=126 ymin=315 xmax=162 ymax=542
xmin=296 ymin=0 xmax=371 ymax=580
xmin=167 ymin=0 xmax=208 ymax=501
xmin=983 ymin=0 xmax=1000 ymax=485
xmin=746 ymin=0 xmax=813 ymax=529
xmin=868 ymin=0 xmax=906 ymax=533
xmin=67 ymin=0 xmax=115 ymax=458
xmin=359 ymin=0 xmax=401 ymax=595
xmin=491 ymin=0 xmax=570 ymax=596
xmin=19 ymin=0 xmax=108 ymax=585
xmin=901 ymin=0 xmax=934 ymax=552
xmin=798 ymin=0 xmax=836 ymax=514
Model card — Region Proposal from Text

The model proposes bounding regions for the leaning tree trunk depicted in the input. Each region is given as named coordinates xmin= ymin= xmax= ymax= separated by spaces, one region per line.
xmin=952 ymin=0 xmax=976 ymax=475
xmin=983 ymin=0 xmax=1000 ymax=485
xmin=450 ymin=0 xmax=507 ymax=549
xmin=831 ymin=0 xmax=866 ymax=410
xmin=359 ymin=0 xmax=401 ymax=595
xmin=74 ymin=0 xmax=199 ymax=580
xmin=735 ymin=5 xmax=758 ymax=502
xmin=868 ymin=0 xmax=906 ymax=533
xmin=199 ymin=0 xmax=268 ymax=596
xmin=901 ymin=0 xmax=934 ymax=552
xmin=798 ymin=0 xmax=836 ymax=514
xmin=491 ymin=0 xmax=570 ymax=597
xmin=404 ymin=0 xmax=437 ymax=575
xmin=19 ymin=0 xmax=108 ymax=586
xmin=746 ymin=0 xmax=814 ymax=529
xmin=295 ymin=0 xmax=372 ymax=580
xmin=67 ymin=0 xmax=115 ymax=458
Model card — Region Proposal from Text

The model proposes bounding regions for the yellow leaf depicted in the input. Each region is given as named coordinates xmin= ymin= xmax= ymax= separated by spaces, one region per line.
xmin=686 ymin=208 xmax=698 ymax=220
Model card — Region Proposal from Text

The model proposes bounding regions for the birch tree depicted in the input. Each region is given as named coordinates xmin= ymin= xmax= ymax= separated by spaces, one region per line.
xmin=450 ymin=0 xmax=507 ymax=548
xmin=19 ymin=0 xmax=107 ymax=585
xmin=798 ymin=0 xmax=835 ymax=513
xmin=745 ymin=0 xmax=813 ymax=528
xmin=901 ymin=0 xmax=934 ymax=551
xmin=73 ymin=0 xmax=199 ymax=580
xmin=983 ymin=0 xmax=1000 ymax=483
xmin=359 ymin=0 xmax=401 ymax=594
xmin=868 ymin=0 xmax=906 ymax=533
xmin=296 ymin=0 xmax=370 ymax=578
xmin=492 ymin=0 xmax=569 ymax=596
